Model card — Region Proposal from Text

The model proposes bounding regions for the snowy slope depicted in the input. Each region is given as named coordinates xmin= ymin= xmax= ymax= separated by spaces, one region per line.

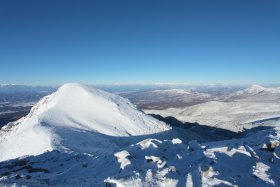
xmin=145 ymin=85 xmax=280 ymax=132
xmin=0 ymin=83 xmax=170 ymax=162
xmin=145 ymin=100 xmax=280 ymax=132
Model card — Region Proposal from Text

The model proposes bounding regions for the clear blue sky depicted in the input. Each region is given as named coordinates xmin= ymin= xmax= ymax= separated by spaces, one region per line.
xmin=0 ymin=0 xmax=279 ymax=85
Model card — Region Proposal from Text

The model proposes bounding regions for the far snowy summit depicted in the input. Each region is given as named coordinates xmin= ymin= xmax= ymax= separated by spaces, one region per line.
xmin=0 ymin=83 xmax=170 ymax=162
xmin=244 ymin=84 xmax=266 ymax=94
xmin=237 ymin=85 xmax=280 ymax=95
xmin=232 ymin=84 xmax=280 ymax=98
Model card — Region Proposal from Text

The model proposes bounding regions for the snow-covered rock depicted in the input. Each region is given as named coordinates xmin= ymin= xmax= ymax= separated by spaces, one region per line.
xmin=106 ymin=126 xmax=280 ymax=187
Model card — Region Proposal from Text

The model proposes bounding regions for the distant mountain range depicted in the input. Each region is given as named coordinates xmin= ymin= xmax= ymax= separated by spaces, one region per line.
xmin=0 ymin=84 xmax=57 ymax=93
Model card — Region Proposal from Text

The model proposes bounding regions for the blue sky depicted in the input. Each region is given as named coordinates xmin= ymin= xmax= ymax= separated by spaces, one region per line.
xmin=0 ymin=0 xmax=279 ymax=85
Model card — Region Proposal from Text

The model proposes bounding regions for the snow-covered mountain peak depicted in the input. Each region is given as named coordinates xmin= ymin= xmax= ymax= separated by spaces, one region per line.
xmin=0 ymin=83 xmax=170 ymax=162
xmin=242 ymin=84 xmax=265 ymax=94
xmin=233 ymin=85 xmax=280 ymax=98
xmin=56 ymin=83 xmax=99 ymax=95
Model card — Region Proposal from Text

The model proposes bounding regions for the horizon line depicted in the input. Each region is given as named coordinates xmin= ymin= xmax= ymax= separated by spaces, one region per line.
xmin=1 ymin=82 xmax=280 ymax=87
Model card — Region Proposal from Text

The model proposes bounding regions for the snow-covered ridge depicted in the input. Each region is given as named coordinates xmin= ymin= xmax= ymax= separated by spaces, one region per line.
xmin=0 ymin=83 xmax=170 ymax=162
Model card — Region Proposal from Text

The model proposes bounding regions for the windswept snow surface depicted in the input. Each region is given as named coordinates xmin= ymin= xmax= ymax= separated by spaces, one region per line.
xmin=1 ymin=84 xmax=280 ymax=186
xmin=0 ymin=83 xmax=170 ymax=162
xmin=105 ymin=126 xmax=280 ymax=187
xmin=0 ymin=123 xmax=280 ymax=186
